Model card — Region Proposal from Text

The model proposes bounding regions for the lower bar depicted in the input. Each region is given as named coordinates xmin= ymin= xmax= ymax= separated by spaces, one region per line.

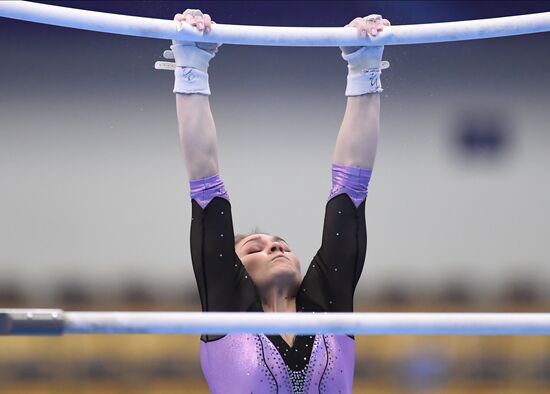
xmin=2 ymin=310 xmax=550 ymax=336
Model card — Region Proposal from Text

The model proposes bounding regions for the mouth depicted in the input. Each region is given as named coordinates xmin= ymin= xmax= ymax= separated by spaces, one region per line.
xmin=272 ymin=255 xmax=290 ymax=262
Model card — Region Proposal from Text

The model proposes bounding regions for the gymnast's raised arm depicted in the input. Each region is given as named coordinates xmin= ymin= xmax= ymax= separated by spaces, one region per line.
xmin=299 ymin=15 xmax=391 ymax=313
xmin=333 ymin=15 xmax=390 ymax=169
xmin=170 ymin=10 xmax=259 ymax=316
xmin=173 ymin=11 xmax=220 ymax=180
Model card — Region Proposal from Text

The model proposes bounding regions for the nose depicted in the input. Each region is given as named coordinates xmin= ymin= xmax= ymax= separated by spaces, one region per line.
xmin=269 ymin=242 xmax=284 ymax=253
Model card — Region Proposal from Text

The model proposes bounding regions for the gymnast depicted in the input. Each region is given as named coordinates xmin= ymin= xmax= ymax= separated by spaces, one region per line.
xmin=170 ymin=9 xmax=389 ymax=394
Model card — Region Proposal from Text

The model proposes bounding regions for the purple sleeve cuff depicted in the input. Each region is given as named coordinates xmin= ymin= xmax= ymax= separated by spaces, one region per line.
xmin=190 ymin=174 xmax=230 ymax=209
xmin=328 ymin=164 xmax=372 ymax=208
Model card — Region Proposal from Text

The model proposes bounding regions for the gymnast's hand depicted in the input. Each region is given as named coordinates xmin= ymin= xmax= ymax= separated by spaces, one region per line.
xmin=340 ymin=15 xmax=390 ymax=70
xmin=170 ymin=9 xmax=221 ymax=72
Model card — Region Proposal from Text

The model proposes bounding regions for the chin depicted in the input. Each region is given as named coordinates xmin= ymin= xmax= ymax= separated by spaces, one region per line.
xmin=270 ymin=266 xmax=301 ymax=284
xmin=272 ymin=262 xmax=299 ymax=274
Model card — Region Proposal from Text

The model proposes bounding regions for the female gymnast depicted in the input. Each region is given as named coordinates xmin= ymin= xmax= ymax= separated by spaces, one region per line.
xmin=171 ymin=9 xmax=389 ymax=394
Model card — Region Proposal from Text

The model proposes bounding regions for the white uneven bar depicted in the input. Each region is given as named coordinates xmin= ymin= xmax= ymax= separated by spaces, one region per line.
xmin=60 ymin=312 xmax=550 ymax=335
xmin=0 ymin=1 xmax=549 ymax=46
xmin=3 ymin=310 xmax=550 ymax=335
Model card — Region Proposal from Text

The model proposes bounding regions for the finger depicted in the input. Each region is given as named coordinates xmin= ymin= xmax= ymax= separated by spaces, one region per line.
xmin=375 ymin=19 xmax=384 ymax=31
xmin=366 ymin=20 xmax=378 ymax=36
xmin=347 ymin=17 xmax=363 ymax=28
xmin=203 ymin=14 xmax=212 ymax=33
xmin=358 ymin=19 xmax=369 ymax=38
xmin=183 ymin=14 xmax=197 ymax=27
xmin=174 ymin=13 xmax=183 ymax=22
xmin=194 ymin=15 xmax=204 ymax=31
xmin=348 ymin=18 xmax=367 ymax=38
xmin=382 ymin=18 xmax=391 ymax=26
xmin=182 ymin=9 xmax=194 ymax=20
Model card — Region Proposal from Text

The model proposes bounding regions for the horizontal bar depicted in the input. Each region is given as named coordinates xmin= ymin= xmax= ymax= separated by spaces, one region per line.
xmin=0 ymin=2 xmax=549 ymax=46
xmin=2 ymin=309 xmax=550 ymax=336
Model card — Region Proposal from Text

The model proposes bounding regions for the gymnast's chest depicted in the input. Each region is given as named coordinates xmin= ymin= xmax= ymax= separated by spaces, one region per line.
xmin=199 ymin=334 xmax=319 ymax=393
xmin=199 ymin=334 xmax=354 ymax=393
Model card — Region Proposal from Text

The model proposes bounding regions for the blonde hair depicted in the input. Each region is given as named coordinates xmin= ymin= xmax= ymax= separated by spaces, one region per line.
xmin=234 ymin=227 xmax=266 ymax=246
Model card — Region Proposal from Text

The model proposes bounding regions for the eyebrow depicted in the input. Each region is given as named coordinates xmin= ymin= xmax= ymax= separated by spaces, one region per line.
xmin=272 ymin=235 xmax=288 ymax=244
xmin=241 ymin=236 xmax=261 ymax=247
xmin=241 ymin=235 xmax=288 ymax=247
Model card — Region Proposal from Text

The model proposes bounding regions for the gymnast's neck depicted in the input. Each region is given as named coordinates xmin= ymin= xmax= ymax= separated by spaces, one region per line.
xmin=260 ymin=286 xmax=297 ymax=314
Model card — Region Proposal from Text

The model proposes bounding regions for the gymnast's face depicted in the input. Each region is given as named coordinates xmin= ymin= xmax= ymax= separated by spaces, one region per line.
xmin=236 ymin=234 xmax=301 ymax=294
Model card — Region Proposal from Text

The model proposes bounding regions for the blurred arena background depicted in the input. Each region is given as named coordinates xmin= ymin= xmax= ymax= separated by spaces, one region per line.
xmin=1 ymin=1 xmax=549 ymax=393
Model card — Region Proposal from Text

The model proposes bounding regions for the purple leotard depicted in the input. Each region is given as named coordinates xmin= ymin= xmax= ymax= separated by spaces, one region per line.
xmin=201 ymin=334 xmax=355 ymax=394
xmin=189 ymin=165 xmax=371 ymax=393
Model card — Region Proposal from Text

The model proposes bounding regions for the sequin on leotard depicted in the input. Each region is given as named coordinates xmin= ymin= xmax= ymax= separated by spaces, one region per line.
xmin=287 ymin=365 xmax=308 ymax=393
